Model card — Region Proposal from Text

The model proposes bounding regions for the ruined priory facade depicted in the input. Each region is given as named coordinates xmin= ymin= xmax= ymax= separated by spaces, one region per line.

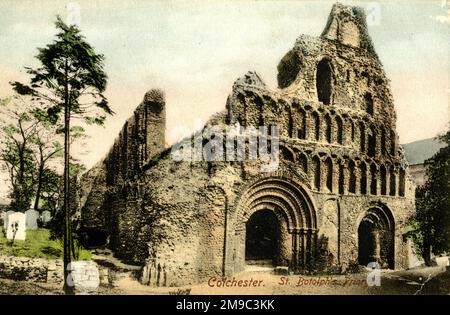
xmin=80 ymin=4 xmax=415 ymax=286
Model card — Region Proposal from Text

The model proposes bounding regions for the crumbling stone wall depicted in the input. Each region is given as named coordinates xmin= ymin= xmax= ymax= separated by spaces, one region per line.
xmin=80 ymin=89 xmax=166 ymax=243
xmin=0 ymin=255 xmax=64 ymax=283
xmin=80 ymin=3 xmax=415 ymax=286
xmin=104 ymin=88 xmax=166 ymax=185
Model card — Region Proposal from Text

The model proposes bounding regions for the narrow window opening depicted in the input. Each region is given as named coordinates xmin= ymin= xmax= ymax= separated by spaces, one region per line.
xmin=316 ymin=59 xmax=333 ymax=105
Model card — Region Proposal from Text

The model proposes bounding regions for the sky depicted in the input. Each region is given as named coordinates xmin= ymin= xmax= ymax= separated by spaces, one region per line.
xmin=0 ymin=0 xmax=449 ymax=180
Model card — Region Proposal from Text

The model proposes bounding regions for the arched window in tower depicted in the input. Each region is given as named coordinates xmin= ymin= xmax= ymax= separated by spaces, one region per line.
xmin=121 ymin=123 xmax=128 ymax=175
xmin=399 ymin=169 xmax=406 ymax=196
xmin=368 ymin=125 xmax=376 ymax=157
xmin=316 ymin=59 xmax=333 ymax=105
xmin=370 ymin=164 xmax=377 ymax=195
xmin=380 ymin=165 xmax=387 ymax=195
xmin=350 ymin=120 xmax=355 ymax=142
xmin=299 ymin=153 xmax=308 ymax=174
xmin=325 ymin=115 xmax=332 ymax=143
xmin=235 ymin=93 xmax=246 ymax=126
xmin=254 ymin=96 xmax=264 ymax=128
xmin=313 ymin=156 xmax=321 ymax=190
xmin=360 ymin=163 xmax=367 ymax=194
xmin=381 ymin=129 xmax=387 ymax=156
xmin=288 ymin=110 xmax=293 ymax=138
xmin=338 ymin=163 xmax=345 ymax=194
xmin=349 ymin=160 xmax=356 ymax=193
xmin=326 ymin=158 xmax=333 ymax=192
xmin=280 ymin=146 xmax=295 ymax=163
xmin=390 ymin=130 xmax=396 ymax=156
xmin=313 ymin=112 xmax=320 ymax=141
xmin=336 ymin=116 xmax=343 ymax=144
xmin=364 ymin=93 xmax=374 ymax=115
xmin=389 ymin=166 xmax=396 ymax=196
xmin=360 ymin=122 xmax=366 ymax=152
xmin=298 ymin=109 xmax=307 ymax=139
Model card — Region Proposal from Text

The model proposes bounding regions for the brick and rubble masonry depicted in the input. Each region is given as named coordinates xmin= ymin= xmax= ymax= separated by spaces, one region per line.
xmin=79 ymin=3 xmax=416 ymax=286
xmin=0 ymin=255 xmax=64 ymax=283
xmin=0 ymin=256 xmax=103 ymax=293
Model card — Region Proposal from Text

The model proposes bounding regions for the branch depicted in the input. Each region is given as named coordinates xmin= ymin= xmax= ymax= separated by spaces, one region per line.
xmin=43 ymin=147 xmax=63 ymax=163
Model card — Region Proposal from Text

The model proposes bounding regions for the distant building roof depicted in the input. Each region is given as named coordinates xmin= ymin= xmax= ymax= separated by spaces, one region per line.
xmin=402 ymin=137 xmax=446 ymax=165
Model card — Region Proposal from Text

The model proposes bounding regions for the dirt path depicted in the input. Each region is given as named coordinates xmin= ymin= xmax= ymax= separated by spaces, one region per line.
xmin=1 ymin=266 xmax=448 ymax=295
xmin=100 ymin=266 xmax=449 ymax=295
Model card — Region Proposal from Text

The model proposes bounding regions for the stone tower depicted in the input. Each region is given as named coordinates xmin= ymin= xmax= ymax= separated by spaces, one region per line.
xmin=223 ymin=3 xmax=413 ymax=272
xmin=79 ymin=89 xmax=166 ymax=241
xmin=105 ymin=88 xmax=166 ymax=184
xmin=143 ymin=89 xmax=166 ymax=161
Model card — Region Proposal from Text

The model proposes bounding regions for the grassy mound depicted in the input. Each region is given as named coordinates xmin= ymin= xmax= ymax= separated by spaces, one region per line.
xmin=0 ymin=227 xmax=91 ymax=260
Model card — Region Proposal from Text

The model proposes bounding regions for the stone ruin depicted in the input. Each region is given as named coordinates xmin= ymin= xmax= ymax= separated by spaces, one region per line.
xmin=79 ymin=3 xmax=416 ymax=286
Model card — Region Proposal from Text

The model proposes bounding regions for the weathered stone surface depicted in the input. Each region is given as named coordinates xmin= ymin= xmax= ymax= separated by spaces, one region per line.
xmin=25 ymin=209 xmax=39 ymax=230
xmin=79 ymin=3 xmax=416 ymax=287
xmin=79 ymin=163 xmax=108 ymax=230
xmin=435 ymin=257 xmax=449 ymax=267
xmin=68 ymin=261 xmax=100 ymax=294
xmin=233 ymin=71 xmax=267 ymax=89
xmin=78 ymin=89 xmax=166 ymax=232
xmin=0 ymin=255 xmax=63 ymax=283
xmin=407 ymin=239 xmax=424 ymax=269
xmin=6 ymin=212 xmax=26 ymax=240
xmin=3 ymin=210 xmax=14 ymax=231
xmin=274 ymin=266 xmax=289 ymax=275
xmin=41 ymin=210 xmax=52 ymax=225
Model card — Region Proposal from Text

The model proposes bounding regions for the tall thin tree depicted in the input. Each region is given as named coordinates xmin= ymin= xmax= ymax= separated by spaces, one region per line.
xmin=11 ymin=17 xmax=113 ymax=294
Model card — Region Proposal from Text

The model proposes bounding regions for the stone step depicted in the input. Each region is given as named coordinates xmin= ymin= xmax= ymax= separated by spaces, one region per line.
xmin=245 ymin=259 xmax=273 ymax=266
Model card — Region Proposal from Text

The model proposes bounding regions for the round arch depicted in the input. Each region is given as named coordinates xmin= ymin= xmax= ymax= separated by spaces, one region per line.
xmin=228 ymin=176 xmax=317 ymax=273
xmin=357 ymin=205 xmax=395 ymax=269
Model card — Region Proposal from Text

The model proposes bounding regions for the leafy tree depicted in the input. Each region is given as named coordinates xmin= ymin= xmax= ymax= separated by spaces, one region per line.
xmin=0 ymin=97 xmax=65 ymax=213
xmin=38 ymin=168 xmax=61 ymax=214
xmin=408 ymin=129 xmax=450 ymax=265
xmin=0 ymin=97 xmax=38 ymax=212
xmin=30 ymin=123 xmax=63 ymax=211
xmin=29 ymin=123 xmax=85 ymax=212
xmin=11 ymin=16 xmax=113 ymax=294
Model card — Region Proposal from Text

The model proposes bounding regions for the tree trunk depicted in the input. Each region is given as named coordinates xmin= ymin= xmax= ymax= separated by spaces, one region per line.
xmin=63 ymin=61 xmax=74 ymax=295
xmin=17 ymin=120 xmax=30 ymax=212
xmin=16 ymin=146 xmax=28 ymax=212
xmin=33 ymin=152 xmax=44 ymax=211
xmin=423 ymin=242 xmax=432 ymax=266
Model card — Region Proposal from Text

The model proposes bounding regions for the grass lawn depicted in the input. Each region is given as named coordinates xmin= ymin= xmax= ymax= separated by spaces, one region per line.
xmin=0 ymin=227 xmax=91 ymax=260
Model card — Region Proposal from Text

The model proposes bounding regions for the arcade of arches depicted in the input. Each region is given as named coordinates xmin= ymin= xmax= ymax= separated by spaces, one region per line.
xmin=231 ymin=178 xmax=399 ymax=273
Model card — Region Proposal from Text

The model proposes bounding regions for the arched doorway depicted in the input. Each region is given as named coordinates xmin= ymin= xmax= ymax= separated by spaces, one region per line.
xmin=245 ymin=209 xmax=281 ymax=265
xmin=229 ymin=177 xmax=317 ymax=274
xmin=358 ymin=207 xmax=395 ymax=269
